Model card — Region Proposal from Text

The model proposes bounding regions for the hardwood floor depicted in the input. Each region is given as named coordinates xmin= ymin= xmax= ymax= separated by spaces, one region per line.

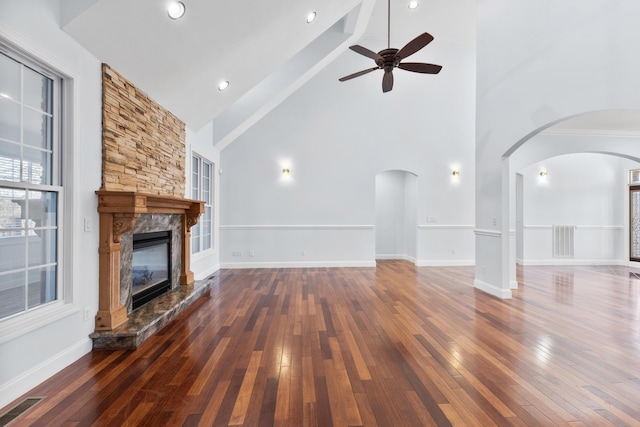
xmin=4 ymin=261 xmax=640 ymax=426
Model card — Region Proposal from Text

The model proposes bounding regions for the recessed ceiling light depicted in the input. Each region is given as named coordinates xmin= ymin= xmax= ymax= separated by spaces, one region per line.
xmin=218 ymin=80 xmax=229 ymax=91
xmin=167 ymin=1 xmax=186 ymax=20
xmin=306 ymin=12 xmax=317 ymax=23
xmin=408 ymin=1 xmax=419 ymax=9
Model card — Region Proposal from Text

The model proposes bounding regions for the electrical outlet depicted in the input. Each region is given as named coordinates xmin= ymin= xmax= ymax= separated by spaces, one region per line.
xmin=249 ymin=250 xmax=255 ymax=257
xmin=451 ymin=249 xmax=456 ymax=255
xmin=301 ymin=250 xmax=306 ymax=256
xmin=232 ymin=250 xmax=243 ymax=257
xmin=83 ymin=307 xmax=90 ymax=322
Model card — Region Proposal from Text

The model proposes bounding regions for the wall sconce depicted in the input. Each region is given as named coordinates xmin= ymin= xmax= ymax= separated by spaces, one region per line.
xmin=539 ymin=169 xmax=548 ymax=177
xmin=452 ymin=169 xmax=460 ymax=177
xmin=282 ymin=168 xmax=290 ymax=176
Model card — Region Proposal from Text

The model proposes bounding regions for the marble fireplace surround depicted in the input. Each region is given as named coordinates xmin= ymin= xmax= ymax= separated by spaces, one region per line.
xmin=91 ymin=190 xmax=208 ymax=349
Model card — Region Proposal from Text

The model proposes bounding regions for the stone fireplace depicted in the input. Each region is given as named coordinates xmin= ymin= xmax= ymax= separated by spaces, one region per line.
xmin=90 ymin=191 xmax=206 ymax=349
xmin=90 ymin=64 xmax=211 ymax=349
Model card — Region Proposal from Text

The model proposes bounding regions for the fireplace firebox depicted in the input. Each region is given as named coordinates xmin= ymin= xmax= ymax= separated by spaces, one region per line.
xmin=132 ymin=230 xmax=171 ymax=310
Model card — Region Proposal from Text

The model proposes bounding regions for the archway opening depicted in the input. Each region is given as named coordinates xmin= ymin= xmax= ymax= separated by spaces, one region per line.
xmin=504 ymin=109 xmax=640 ymax=288
xmin=375 ymin=170 xmax=418 ymax=263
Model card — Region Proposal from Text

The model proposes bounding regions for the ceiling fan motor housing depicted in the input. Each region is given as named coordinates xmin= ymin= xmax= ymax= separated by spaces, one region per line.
xmin=376 ymin=48 xmax=401 ymax=70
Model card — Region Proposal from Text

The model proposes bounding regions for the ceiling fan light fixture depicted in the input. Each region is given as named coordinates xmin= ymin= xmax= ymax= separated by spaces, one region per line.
xmin=338 ymin=0 xmax=440 ymax=92
xmin=408 ymin=1 xmax=420 ymax=9
xmin=167 ymin=1 xmax=186 ymax=20
xmin=306 ymin=12 xmax=317 ymax=23
xmin=218 ymin=80 xmax=229 ymax=91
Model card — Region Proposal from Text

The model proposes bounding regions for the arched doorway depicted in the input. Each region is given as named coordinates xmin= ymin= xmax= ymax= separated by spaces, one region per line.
xmin=504 ymin=109 xmax=640 ymax=289
xmin=375 ymin=170 xmax=418 ymax=263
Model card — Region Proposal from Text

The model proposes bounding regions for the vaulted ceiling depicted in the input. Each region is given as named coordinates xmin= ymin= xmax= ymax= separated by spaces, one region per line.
xmin=60 ymin=1 xmax=640 ymax=147
xmin=60 ymin=0 xmax=476 ymax=147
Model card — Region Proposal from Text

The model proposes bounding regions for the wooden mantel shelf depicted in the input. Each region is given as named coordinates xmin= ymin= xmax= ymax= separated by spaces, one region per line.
xmin=96 ymin=190 xmax=203 ymax=215
xmin=95 ymin=190 xmax=204 ymax=332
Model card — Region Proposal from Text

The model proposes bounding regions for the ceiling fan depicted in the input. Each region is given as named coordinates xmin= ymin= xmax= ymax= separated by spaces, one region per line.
xmin=338 ymin=0 xmax=442 ymax=93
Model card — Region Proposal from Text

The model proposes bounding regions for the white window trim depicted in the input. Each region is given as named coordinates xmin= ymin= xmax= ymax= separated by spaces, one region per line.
xmin=0 ymin=30 xmax=80 ymax=341
xmin=191 ymin=152 xmax=214 ymax=256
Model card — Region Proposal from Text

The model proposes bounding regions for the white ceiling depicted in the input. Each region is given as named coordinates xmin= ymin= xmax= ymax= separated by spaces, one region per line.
xmin=61 ymin=1 xmax=638 ymax=144
xmin=60 ymin=0 xmax=476 ymax=141
xmin=62 ymin=0 xmax=369 ymax=132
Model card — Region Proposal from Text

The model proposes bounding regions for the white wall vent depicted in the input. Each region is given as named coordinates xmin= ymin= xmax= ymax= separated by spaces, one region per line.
xmin=553 ymin=225 xmax=575 ymax=258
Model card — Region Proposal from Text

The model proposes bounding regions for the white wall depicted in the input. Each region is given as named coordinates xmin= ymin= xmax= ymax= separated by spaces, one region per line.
xmin=475 ymin=0 xmax=640 ymax=297
xmin=220 ymin=36 xmax=476 ymax=268
xmin=0 ymin=0 xmax=102 ymax=408
xmin=518 ymin=153 xmax=636 ymax=265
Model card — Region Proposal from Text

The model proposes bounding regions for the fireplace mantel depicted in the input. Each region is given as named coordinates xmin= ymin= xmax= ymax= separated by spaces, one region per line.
xmin=95 ymin=190 xmax=204 ymax=331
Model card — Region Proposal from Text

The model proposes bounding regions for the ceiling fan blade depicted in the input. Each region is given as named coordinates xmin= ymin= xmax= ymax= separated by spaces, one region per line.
xmin=398 ymin=62 xmax=442 ymax=74
xmin=382 ymin=69 xmax=394 ymax=93
xmin=396 ymin=32 xmax=434 ymax=60
xmin=349 ymin=45 xmax=384 ymax=61
xmin=338 ymin=67 xmax=379 ymax=82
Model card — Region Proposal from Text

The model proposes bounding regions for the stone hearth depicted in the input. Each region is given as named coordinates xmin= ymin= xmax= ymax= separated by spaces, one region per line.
xmin=90 ymin=276 xmax=212 ymax=349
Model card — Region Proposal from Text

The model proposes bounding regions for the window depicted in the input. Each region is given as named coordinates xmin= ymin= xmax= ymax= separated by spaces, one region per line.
xmin=191 ymin=153 xmax=213 ymax=253
xmin=631 ymin=184 xmax=640 ymax=262
xmin=0 ymin=49 xmax=61 ymax=320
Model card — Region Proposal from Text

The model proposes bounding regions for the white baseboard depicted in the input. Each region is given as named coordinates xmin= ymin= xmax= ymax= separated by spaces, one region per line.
xmin=195 ymin=263 xmax=220 ymax=280
xmin=0 ymin=337 xmax=92 ymax=409
xmin=474 ymin=279 xmax=513 ymax=299
xmin=220 ymin=260 xmax=377 ymax=269
xmin=415 ymin=259 xmax=475 ymax=267
xmin=518 ymin=259 xmax=625 ymax=266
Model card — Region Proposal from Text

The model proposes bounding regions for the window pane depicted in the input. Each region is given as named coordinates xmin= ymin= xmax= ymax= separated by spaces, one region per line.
xmin=22 ymin=146 xmax=51 ymax=185
xmin=27 ymin=191 xmax=57 ymax=228
xmin=192 ymin=156 xmax=199 ymax=200
xmin=24 ymin=108 xmax=53 ymax=150
xmin=23 ymin=67 xmax=53 ymax=113
xmin=631 ymin=190 xmax=640 ymax=259
xmin=0 ymin=98 xmax=21 ymax=142
xmin=203 ymin=207 xmax=212 ymax=250
xmin=27 ymin=265 xmax=56 ymax=309
xmin=0 ymin=271 xmax=25 ymax=318
xmin=27 ymin=229 xmax=57 ymax=267
xmin=0 ymin=53 xmax=21 ymax=101
xmin=0 ymin=143 xmax=21 ymax=182
xmin=191 ymin=222 xmax=200 ymax=253
xmin=0 ymin=187 xmax=25 ymax=228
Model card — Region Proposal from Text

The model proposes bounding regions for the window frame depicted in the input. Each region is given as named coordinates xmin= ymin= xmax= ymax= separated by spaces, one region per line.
xmin=630 ymin=184 xmax=640 ymax=262
xmin=191 ymin=152 xmax=214 ymax=255
xmin=0 ymin=38 xmax=77 ymax=341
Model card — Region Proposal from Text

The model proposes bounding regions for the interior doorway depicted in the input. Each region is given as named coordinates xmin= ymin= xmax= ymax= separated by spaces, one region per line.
xmin=375 ymin=170 xmax=418 ymax=262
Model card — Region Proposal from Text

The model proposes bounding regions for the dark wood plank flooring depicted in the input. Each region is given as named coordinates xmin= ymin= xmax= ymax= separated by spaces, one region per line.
xmin=4 ymin=261 xmax=640 ymax=426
